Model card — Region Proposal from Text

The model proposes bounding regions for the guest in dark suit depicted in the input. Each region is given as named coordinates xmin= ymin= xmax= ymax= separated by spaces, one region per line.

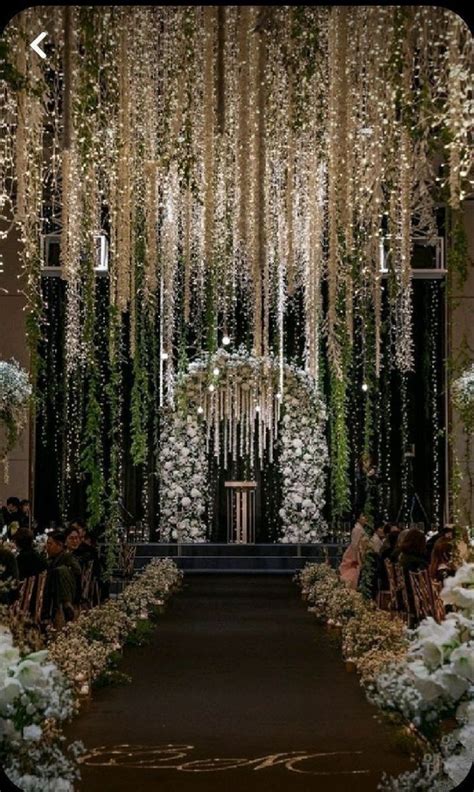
xmin=45 ymin=531 xmax=82 ymax=624
xmin=13 ymin=527 xmax=47 ymax=579
xmin=0 ymin=544 xmax=19 ymax=604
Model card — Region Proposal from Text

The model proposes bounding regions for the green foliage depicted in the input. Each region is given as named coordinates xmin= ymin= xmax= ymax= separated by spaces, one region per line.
xmin=357 ymin=550 xmax=377 ymax=601
xmin=81 ymin=369 xmax=105 ymax=528
xmin=329 ymin=370 xmax=351 ymax=518
xmin=124 ymin=618 xmax=155 ymax=647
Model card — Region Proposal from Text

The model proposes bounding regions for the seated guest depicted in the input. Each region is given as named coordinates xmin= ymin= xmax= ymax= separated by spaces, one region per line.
xmin=69 ymin=518 xmax=86 ymax=543
xmin=45 ymin=531 xmax=82 ymax=624
xmin=0 ymin=543 xmax=19 ymax=604
xmin=65 ymin=525 xmax=82 ymax=555
xmin=3 ymin=497 xmax=21 ymax=538
xmin=426 ymin=526 xmax=454 ymax=559
xmin=339 ymin=513 xmax=369 ymax=590
xmin=358 ymin=526 xmax=385 ymax=599
xmin=13 ymin=527 xmax=47 ymax=579
xmin=430 ymin=537 xmax=455 ymax=584
xmin=381 ymin=523 xmax=401 ymax=551
xmin=397 ymin=528 xmax=428 ymax=573
xmin=369 ymin=524 xmax=385 ymax=554
xmin=397 ymin=529 xmax=428 ymax=618
xmin=19 ymin=499 xmax=32 ymax=528
xmin=378 ymin=531 xmax=400 ymax=592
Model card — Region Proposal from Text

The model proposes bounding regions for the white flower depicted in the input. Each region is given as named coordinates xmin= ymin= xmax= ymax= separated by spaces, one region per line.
xmin=441 ymin=564 xmax=474 ymax=612
xmin=449 ymin=643 xmax=474 ymax=682
xmin=0 ymin=677 xmax=22 ymax=708
xmin=23 ymin=724 xmax=43 ymax=741
xmin=181 ymin=497 xmax=191 ymax=507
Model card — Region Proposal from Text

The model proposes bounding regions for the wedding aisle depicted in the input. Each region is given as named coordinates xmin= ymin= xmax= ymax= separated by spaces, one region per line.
xmin=70 ymin=576 xmax=412 ymax=792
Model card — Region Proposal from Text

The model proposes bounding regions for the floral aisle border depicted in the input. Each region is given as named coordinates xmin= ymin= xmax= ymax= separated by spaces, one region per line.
xmin=297 ymin=563 xmax=474 ymax=791
xmin=158 ymin=350 xmax=328 ymax=543
xmin=1 ymin=558 xmax=183 ymax=791
xmin=0 ymin=359 xmax=32 ymax=482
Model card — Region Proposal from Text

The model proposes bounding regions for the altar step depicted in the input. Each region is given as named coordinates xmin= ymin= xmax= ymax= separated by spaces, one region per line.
xmin=132 ymin=543 xmax=344 ymax=574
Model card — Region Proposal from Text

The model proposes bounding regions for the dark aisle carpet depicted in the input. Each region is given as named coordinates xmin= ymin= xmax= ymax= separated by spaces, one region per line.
xmin=69 ymin=576 xmax=414 ymax=792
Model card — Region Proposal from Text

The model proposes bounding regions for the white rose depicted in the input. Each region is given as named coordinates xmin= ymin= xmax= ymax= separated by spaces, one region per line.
xmin=181 ymin=497 xmax=191 ymax=508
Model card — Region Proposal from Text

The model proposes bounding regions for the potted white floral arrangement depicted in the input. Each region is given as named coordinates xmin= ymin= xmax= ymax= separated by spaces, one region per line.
xmin=452 ymin=362 xmax=474 ymax=430
xmin=0 ymin=626 xmax=82 ymax=791
xmin=0 ymin=358 xmax=32 ymax=481
xmin=374 ymin=563 xmax=474 ymax=791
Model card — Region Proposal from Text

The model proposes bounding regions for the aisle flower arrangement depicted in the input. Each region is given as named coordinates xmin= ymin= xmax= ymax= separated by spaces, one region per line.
xmin=297 ymin=562 xmax=474 ymax=790
xmin=1 ymin=558 xmax=182 ymax=789
xmin=0 ymin=626 xmax=81 ymax=791
xmin=49 ymin=558 xmax=183 ymax=690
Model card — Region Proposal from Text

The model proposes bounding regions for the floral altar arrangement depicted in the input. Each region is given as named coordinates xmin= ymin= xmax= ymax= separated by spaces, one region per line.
xmin=0 ymin=359 xmax=32 ymax=481
xmin=160 ymin=349 xmax=328 ymax=543
xmin=452 ymin=364 xmax=474 ymax=418
xmin=297 ymin=562 xmax=474 ymax=790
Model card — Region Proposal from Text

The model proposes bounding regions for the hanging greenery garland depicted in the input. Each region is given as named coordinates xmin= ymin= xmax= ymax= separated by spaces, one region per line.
xmin=0 ymin=7 xmax=471 ymax=536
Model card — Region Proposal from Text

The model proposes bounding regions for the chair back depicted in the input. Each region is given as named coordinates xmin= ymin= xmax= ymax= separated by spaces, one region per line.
xmin=393 ymin=563 xmax=411 ymax=617
xmin=80 ymin=560 xmax=94 ymax=605
xmin=33 ymin=571 xmax=47 ymax=625
xmin=14 ymin=576 xmax=36 ymax=616
xmin=409 ymin=569 xmax=434 ymax=621
xmin=123 ymin=545 xmax=137 ymax=577
xmin=384 ymin=559 xmax=398 ymax=611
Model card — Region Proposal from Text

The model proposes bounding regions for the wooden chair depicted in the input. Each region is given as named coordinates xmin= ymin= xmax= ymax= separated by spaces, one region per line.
xmin=33 ymin=571 xmax=47 ymax=626
xmin=12 ymin=576 xmax=35 ymax=617
xmin=384 ymin=559 xmax=399 ymax=613
xmin=430 ymin=579 xmax=446 ymax=623
xmin=80 ymin=560 xmax=94 ymax=609
xmin=409 ymin=569 xmax=434 ymax=622
xmin=122 ymin=544 xmax=136 ymax=578
xmin=394 ymin=564 xmax=411 ymax=615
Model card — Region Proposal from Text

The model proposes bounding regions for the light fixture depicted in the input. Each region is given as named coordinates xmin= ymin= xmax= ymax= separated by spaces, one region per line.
xmin=222 ymin=335 xmax=231 ymax=346
xmin=362 ymin=383 xmax=368 ymax=392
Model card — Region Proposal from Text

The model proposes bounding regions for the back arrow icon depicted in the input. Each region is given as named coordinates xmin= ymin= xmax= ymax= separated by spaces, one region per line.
xmin=30 ymin=32 xmax=47 ymax=59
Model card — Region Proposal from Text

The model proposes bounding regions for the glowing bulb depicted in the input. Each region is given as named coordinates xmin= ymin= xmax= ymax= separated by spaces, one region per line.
xmin=222 ymin=335 xmax=231 ymax=346
xmin=197 ymin=405 xmax=204 ymax=414
xmin=276 ymin=392 xmax=282 ymax=400
xmin=161 ymin=352 xmax=169 ymax=361
xmin=362 ymin=383 xmax=368 ymax=392
xmin=213 ymin=367 xmax=220 ymax=376
xmin=208 ymin=384 xmax=215 ymax=392
xmin=255 ymin=405 xmax=261 ymax=412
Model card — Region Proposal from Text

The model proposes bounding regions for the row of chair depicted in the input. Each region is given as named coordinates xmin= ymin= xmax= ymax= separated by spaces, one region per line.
xmin=381 ymin=559 xmax=445 ymax=625
xmin=12 ymin=559 xmax=102 ymax=626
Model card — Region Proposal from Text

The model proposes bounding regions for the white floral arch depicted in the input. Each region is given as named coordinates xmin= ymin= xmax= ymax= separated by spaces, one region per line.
xmin=159 ymin=351 xmax=328 ymax=543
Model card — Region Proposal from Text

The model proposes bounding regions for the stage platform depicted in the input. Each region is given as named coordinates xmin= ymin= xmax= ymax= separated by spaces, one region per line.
xmin=133 ymin=543 xmax=345 ymax=574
